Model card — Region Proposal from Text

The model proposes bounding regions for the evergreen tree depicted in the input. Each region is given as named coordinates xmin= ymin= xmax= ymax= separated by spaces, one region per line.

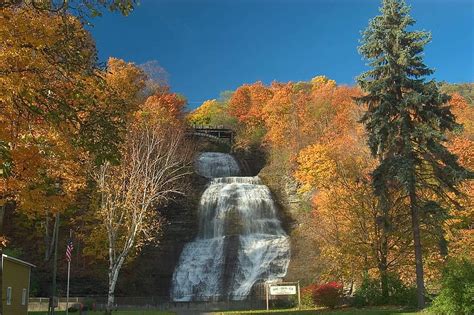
xmin=356 ymin=0 xmax=472 ymax=308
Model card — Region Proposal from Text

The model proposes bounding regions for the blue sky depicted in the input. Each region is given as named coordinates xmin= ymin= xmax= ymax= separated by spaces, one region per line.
xmin=90 ymin=0 xmax=474 ymax=108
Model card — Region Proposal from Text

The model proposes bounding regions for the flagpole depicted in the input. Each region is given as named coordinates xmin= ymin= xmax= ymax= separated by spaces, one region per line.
xmin=66 ymin=259 xmax=70 ymax=315
xmin=66 ymin=230 xmax=72 ymax=315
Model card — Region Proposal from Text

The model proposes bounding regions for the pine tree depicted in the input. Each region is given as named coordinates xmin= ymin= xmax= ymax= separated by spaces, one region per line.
xmin=356 ymin=0 xmax=472 ymax=308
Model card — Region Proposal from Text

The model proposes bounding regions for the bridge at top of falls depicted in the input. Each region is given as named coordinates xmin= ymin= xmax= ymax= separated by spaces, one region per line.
xmin=186 ymin=125 xmax=235 ymax=145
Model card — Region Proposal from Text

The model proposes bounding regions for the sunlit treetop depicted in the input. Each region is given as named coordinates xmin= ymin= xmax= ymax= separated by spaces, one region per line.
xmin=1 ymin=0 xmax=137 ymax=19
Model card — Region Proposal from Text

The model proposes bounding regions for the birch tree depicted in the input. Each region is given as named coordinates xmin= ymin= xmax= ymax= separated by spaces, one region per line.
xmin=95 ymin=123 xmax=192 ymax=314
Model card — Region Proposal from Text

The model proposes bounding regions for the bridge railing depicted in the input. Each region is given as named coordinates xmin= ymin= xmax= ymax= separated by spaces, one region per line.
xmin=189 ymin=124 xmax=232 ymax=130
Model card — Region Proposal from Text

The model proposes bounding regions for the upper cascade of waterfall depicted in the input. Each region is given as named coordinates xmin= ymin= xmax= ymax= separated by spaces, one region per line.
xmin=195 ymin=152 xmax=241 ymax=178
xmin=211 ymin=176 xmax=262 ymax=185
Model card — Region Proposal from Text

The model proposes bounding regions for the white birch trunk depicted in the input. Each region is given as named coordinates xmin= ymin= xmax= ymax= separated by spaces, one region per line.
xmin=96 ymin=124 xmax=192 ymax=314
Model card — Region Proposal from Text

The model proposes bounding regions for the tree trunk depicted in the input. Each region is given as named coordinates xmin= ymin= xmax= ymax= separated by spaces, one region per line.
xmin=0 ymin=247 xmax=3 ymax=315
xmin=106 ymin=257 xmax=125 ymax=315
xmin=379 ymin=250 xmax=389 ymax=303
xmin=378 ymin=189 xmax=390 ymax=302
xmin=49 ymin=213 xmax=60 ymax=315
xmin=44 ymin=212 xmax=59 ymax=262
xmin=0 ymin=203 xmax=5 ymax=235
xmin=0 ymin=204 xmax=4 ymax=315
xmin=410 ymin=191 xmax=425 ymax=309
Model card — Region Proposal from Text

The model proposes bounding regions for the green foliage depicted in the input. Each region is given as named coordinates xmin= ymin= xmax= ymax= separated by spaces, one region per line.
xmin=3 ymin=246 xmax=24 ymax=258
xmin=430 ymin=259 xmax=474 ymax=315
xmin=357 ymin=0 xmax=470 ymax=201
xmin=353 ymin=277 xmax=382 ymax=307
xmin=83 ymin=297 xmax=96 ymax=310
xmin=386 ymin=276 xmax=417 ymax=307
xmin=353 ymin=274 xmax=417 ymax=307
xmin=356 ymin=0 xmax=473 ymax=308
xmin=272 ymin=297 xmax=298 ymax=309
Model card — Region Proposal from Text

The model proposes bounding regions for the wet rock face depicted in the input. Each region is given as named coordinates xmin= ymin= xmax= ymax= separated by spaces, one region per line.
xmin=258 ymin=166 xmax=324 ymax=287
xmin=115 ymin=190 xmax=201 ymax=297
xmin=171 ymin=153 xmax=290 ymax=302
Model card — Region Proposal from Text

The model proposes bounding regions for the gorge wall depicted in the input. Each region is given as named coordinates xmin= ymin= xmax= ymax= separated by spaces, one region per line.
xmin=116 ymin=143 xmax=320 ymax=298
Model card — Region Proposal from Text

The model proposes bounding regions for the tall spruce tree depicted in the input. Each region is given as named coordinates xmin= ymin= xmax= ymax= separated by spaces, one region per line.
xmin=357 ymin=0 xmax=471 ymax=308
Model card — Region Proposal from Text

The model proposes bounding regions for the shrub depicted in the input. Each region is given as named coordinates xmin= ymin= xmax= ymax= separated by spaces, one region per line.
xmin=430 ymin=258 xmax=474 ymax=315
xmin=352 ymin=274 xmax=417 ymax=307
xmin=312 ymin=282 xmax=343 ymax=309
xmin=386 ymin=273 xmax=417 ymax=307
xmin=68 ymin=303 xmax=81 ymax=313
xmin=83 ymin=297 xmax=95 ymax=311
xmin=271 ymin=296 xmax=297 ymax=309
xmin=353 ymin=276 xmax=382 ymax=307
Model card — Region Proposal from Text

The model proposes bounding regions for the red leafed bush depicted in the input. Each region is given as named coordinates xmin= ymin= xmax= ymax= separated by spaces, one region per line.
xmin=312 ymin=282 xmax=343 ymax=309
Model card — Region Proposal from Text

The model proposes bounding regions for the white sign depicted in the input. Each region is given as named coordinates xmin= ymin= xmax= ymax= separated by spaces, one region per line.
xmin=269 ymin=285 xmax=297 ymax=295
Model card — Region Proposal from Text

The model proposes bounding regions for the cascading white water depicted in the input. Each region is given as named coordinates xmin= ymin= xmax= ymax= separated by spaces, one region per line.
xmin=195 ymin=152 xmax=240 ymax=178
xmin=171 ymin=152 xmax=290 ymax=301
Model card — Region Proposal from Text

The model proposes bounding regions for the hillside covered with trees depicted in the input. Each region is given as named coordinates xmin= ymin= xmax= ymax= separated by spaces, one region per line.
xmin=1 ymin=0 xmax=472 ymax=314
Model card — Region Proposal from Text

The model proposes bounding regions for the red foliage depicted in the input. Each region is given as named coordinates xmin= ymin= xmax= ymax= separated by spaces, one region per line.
xmin=302 ymin=283 xmax=318 ymax=295
xmin=312 ymin=282 xmax=343 ymax=309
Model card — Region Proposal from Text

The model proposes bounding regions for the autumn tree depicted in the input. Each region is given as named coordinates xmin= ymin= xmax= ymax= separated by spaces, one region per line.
xmin=444 ymin=94 xmax=474 ymax=261
xmin=139 ymin=87 xmax=187 ymax=128
xmin=356 ymin=0 xmax=472 ymax=308
xmin=0 ymin=0 xmax=137 ymax=17
xmin=0 ymin=6 xmax=149 ymax=308
xmin=188 ymin=99 xmax=222 ymax=126
xmin=0 ymin=3 xmax=146 ymax=250
xmin=228 ymin=82 xmax=273 ymax=150
xmin=95 ymin=93 xmax=192 ymax=313
xmin=294 ymin=96 xmax=414 ymax=295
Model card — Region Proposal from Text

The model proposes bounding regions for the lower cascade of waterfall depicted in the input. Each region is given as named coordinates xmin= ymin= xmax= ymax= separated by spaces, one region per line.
xmin=171 ymin=152 xmax=290 ymax=301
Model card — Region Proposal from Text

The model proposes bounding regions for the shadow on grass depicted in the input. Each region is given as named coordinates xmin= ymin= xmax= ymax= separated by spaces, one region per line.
xmin=211 ymin=306 xmax=421 ymax=315
xmin=29 ymin=311 xmax=175 ymax=315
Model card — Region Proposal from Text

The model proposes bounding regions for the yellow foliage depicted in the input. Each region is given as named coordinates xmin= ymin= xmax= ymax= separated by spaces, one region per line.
xmin=310 ymin=75 xmax=336 ymax=90
xmin=294 ymin=144 xmax=337 ymax=193
xmin=187 ymin=99 xmax=221 ymax=126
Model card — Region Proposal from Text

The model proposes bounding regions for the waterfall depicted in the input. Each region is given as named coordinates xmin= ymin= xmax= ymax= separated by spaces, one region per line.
xmin=171 ymin=152 xmax=290 ymax=301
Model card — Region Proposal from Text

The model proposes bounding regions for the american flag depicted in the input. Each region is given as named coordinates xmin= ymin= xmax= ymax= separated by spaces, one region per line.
xmin=66 ymin=239 xmax=74 ymax=263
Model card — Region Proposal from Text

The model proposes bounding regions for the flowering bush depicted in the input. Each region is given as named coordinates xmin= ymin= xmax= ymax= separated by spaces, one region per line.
xmin=312 ymin=282 xmax=343 ymax=309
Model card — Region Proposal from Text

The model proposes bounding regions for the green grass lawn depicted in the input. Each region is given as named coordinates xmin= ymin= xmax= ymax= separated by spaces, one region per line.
xmin=210 ymin=306 xmax=428 ymax=315
xmin=29 ymin=311 xmax=175 ymax=315
xmin=29 ymin=306 xmax=429 ymax=315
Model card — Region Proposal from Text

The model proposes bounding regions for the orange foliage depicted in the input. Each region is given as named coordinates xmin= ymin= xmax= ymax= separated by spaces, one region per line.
xmin=445 ymin=93 xmax=474 ymax=261
xmin=135 ymin=88 xmax=187 ymax=131
xmin=262 ymin=83 xmax=299 ymax=149
xmin=228 ymin=82 xmax=273 ymax=127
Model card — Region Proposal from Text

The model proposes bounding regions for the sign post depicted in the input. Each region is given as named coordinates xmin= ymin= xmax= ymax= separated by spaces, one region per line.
xmin=265 ymin=282 xmax=300 ymax=311
xmin=265 ymin=283 xmax=269 ymax=311
xmin=297 ymin=281 xmax=301 ymax=310
xmin=65 ymin=258 xmax=70 ymax=315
